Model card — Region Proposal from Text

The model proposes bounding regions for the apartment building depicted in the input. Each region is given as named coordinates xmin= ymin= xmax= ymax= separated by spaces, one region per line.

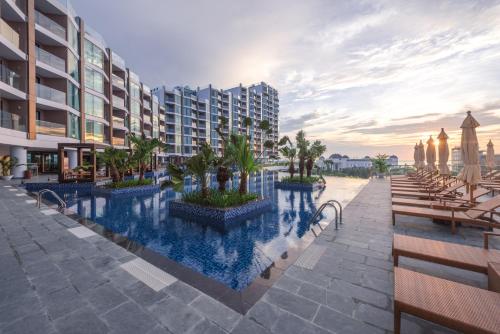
xmin=153 ymin=82 xmax=279 ymax=161
xmin=0 ymin=0 xmax=165 ymax=177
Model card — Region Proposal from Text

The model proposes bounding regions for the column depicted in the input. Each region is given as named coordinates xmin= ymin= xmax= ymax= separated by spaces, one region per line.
xmin=68 ymin=150 xmax=78 ymax=170
xmin=10 ymin=146 xmax=27 ymax=178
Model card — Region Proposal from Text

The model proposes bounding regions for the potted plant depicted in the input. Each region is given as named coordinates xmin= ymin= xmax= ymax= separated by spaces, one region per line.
xmin=0 ymin=156 xmax=18 ymax=180
xmin=371 ymin=154 xmax=388 ymax=178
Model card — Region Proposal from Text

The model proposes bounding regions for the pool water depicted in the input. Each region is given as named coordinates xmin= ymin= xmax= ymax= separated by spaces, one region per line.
xmin=58 ymin=171 xmax=367 ymax=291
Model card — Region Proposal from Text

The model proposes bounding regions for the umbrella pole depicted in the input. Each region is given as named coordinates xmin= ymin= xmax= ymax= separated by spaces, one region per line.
xmin=469 ymin=184 xmax=473 ymax=204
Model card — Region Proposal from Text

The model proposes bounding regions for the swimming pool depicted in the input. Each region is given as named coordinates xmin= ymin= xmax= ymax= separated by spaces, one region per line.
xmin=54 ymin=172 xmax=367 ymax=294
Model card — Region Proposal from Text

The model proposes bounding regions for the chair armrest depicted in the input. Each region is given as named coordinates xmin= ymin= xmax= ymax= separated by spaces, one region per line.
xmin=483 ymin=232 xmax=500 ymax=249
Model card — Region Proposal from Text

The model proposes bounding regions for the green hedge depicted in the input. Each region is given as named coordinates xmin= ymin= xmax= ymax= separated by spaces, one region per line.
xmin=182 ymin=189 xmax=259 ymax=208
xmin=280 ymin=176 xmax=321 ymax=184
xmin=106 ymin=179 xmax=153 ymax=189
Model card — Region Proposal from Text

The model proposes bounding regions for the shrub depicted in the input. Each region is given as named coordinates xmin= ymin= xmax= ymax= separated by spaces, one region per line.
xmin=280 ymin=176 xmax=321 ymax=184
xmin=106 ymin=179 xmax=153 ymax=189
xmin=182 ymin=189 xmax=259 ymax=208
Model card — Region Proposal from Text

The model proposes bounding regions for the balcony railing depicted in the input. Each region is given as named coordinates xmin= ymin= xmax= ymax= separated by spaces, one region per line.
xmin=0 ymin=64 xmax=21 ymax=90
xmin=144 ymin=129 xmax=151 ymax=137
xmin=112 ymin=136 xmax=127 ymax=146
xmin=113 ymin=95 xmax=126 ymax=109
xmin=112 ymin=74 xmax=125 ymax=89
xmin=35 ymin=11 xmax=66 ymax=40
xmin=111 ymin=51 xmax=126 ymax=69
xmin=0 ymin=110 xmax=25 ymax=131
xmin=112 ymin=116 xmax=126 ymax=128
xmin=36 ymin=119 xmax=65 ymax=137
xmin=0 ymin=18 xmax=20 ymax=48
xmin=35 ymin=46 xmax=65 ymax=72
xmin=36 ymin=83 xmax=66 ymax=104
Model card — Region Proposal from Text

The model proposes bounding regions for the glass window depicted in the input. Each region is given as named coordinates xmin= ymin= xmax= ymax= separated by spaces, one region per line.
xmin=85 ymin=120 xmax=104 ymax=143
xmin=174 ymin=95 xmax=181 ymax=104
xmin=131 ymin=100 xmax=141 ymax=116
xmin=67 ymin=113 xmax=80 ymax=139
xmin=67 ymin=82 xmax=80 ymax=111
xmin=85 ymin=67 xmax=104 ymax=93
xmin=130 ymin=82 xmax=140 ymax=100
xmin=84 ymin=93 xmax=104 ymax=118
xmin=84 ymin=39 xmax=104 ymax=69
xmin=68 ymin=22 xmax=78 ymax=52
xmin=130 ymin=116 xmax=141 ymax=132
xmin=68 ymin=52 xmax=79 ymax=81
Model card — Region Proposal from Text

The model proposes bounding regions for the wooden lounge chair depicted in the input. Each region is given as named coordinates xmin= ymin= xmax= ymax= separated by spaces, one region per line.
xmin=392 ymin=233 xmax=500 ymax=273
xmin=392 ymin=195 xmax=500 ymax=233
xmin=394 ymin=267 xmax=500 ymax=334
xmin=392 ymin=182 xmax=464 ymax=199
xmin=392 ymin=187 xmax=490 ymax=208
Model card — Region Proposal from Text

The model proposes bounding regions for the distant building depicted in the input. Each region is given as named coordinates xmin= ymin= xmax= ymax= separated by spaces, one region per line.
xmin=317 ymin=153 xmax=398 ymax=171
xmin=387 ymin=155 xmax=398 ymax=166
xmin=323 ymin=154 xmax=372 ymax=171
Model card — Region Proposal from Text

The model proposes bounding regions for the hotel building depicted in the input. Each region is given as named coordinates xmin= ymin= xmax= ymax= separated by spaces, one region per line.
xmin=153 ymin=82 xmax=279 ymax=161
xmin=0 ymin=0 xmax=278 ymax=177
xmin=0 ymin=0 xmax=165 ymax=177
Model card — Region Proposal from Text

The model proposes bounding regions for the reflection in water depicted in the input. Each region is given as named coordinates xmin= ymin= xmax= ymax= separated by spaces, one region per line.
xmin=57 ymin=171 xmax=367 ymax=291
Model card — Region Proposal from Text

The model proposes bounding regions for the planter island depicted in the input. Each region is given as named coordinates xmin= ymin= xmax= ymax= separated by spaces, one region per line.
xmin=274 ymin=176 xmax=326 ymax=191
xmin=169 ymin=194 xmax=272 ymax=230
xmin=91 ymin=179 xmax=160 ymax=196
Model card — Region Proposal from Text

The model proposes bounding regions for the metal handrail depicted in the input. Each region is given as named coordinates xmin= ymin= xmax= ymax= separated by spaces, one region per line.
xmin=37 ymin=189 xmax=66 ymax=211
xmin=309 ymin=200 xmax=343 ymax=229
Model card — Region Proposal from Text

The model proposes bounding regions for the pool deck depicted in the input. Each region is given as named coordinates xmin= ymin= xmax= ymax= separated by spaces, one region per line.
xmin=0 ymin=179 xmax=495 ymax=333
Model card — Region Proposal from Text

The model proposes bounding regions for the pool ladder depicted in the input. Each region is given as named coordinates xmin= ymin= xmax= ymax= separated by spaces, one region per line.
xmin=309 ymin=200 xmax=343 ymax=229
xmin=37 ymin=189 xmax=66 ymax=211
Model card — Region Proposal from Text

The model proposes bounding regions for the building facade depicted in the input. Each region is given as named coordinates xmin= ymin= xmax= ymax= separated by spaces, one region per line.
xmin=0 ymin=0 xmax=278 ymax=177
xmin=153 ymin=82 xmax=279 ymax=161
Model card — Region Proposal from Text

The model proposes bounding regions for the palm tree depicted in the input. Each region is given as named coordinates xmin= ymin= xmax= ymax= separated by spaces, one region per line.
xmin=306 ymin=140 xmax=327 ymax=177
xmin=296 ymin=130 xmax=309 ymax=181
xmin=168 ymin=142 xmax=215 ymax=198
xmin=227 ymin=134 xmax=260 ymax=194
xmin=99 ymin=147 xmax=130 ymax=182
xmin=129 ymin=134 xmax=161 ymax=180
xmin=279 ymin=146 xmax=297 ymax=178
xmin=214 ymin=116 xmax=233 ymax=192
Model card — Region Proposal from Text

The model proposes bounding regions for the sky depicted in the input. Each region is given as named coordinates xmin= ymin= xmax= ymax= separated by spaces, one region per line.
xmin=72 ymin=0 xmax=500 ymax=160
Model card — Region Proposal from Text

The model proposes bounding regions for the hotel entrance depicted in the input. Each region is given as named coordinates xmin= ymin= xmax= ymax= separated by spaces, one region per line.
xmin=27 ymin=152 xmax=58 ymax=174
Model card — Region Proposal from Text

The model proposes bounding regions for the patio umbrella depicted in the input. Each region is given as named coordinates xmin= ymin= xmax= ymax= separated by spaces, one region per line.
xmin=486 ymin=139 xmax=495 ymax=172
xmin=426 ymin=136 xmax=436 ymax=172
xmin=413 ymin=143 xmax=419 ymax=168
xmin=437 ymin=128 xmax=450 ymax=176
xmin=418 ymin=140 xmax=426 ymax=170
xmin=457 ymin=111 xmax=481 ymax=202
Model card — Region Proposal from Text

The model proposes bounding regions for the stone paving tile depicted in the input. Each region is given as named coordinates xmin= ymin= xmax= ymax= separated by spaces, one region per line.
xmin=0 ymin=179 xmax=492 ymax=334
xmin=190 ymin=295 xmax=242 ymax=332
xmin=148 ymin=296 xmax=203 ymax=333
xmin=102 ymin=301 xmax=158 ymax=334
xmin=264 ymin=287 xmax=320 ymax=321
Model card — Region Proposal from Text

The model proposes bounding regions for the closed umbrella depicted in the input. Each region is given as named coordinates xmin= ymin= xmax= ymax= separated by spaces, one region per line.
xmin=426 ymin=136 xmax=436 ymax=172
xmin=486 ymin=139 xmax=495 ymax=172
xmin=437 ymin=128 xmax=450 ymax=176
xmin=413 ymin=143 xmax=419 ymax=168
xmin=418 ymin=140 xmax=426 ymax=171
xmin=457 ymin=111 xmax=481 ymax=202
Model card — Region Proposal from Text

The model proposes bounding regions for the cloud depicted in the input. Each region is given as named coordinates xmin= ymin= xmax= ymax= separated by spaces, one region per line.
xmin=70 ymin=0 xmax=500 ymax=159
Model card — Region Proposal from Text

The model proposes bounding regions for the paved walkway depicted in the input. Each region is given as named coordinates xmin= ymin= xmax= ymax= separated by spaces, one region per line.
xmin=0 ymin=180 xmax=494 ymax=333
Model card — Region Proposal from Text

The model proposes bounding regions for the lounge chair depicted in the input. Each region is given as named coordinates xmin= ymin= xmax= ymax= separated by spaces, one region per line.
xmin=394 ymin=267 xmax=500 ymax=334
xmin=392 ymin=233 xmax=500 ymax=273
xmin=392 ymin=182 xmax=464 ymax=199
xmin=392 ymin=195 xmax=500 ymax=233
xmin=392 ymin=187 xmax=490 ymax=208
